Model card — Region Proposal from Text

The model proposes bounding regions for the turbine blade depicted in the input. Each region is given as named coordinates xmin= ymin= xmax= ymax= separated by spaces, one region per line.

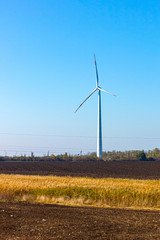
xmin=98 ymin=87 xmax=118 ymax=97
xmin=94 ymin=54 xmax=99 ymax=87
xmin=75 ymin=88 xmax=97 ymax=113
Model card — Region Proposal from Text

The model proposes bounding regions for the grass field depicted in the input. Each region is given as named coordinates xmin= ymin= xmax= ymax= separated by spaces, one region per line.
xmin=0 ymin=174 xmax=160 ymax=210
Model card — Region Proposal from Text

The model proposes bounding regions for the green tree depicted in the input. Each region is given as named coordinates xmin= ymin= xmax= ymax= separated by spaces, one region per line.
xmin=136 ymin=150 xmax=147 ymax=161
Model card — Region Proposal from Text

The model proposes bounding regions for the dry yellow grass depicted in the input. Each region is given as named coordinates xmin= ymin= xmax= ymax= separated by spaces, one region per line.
xmin=0 ymin=174 xmax=160 ymax=209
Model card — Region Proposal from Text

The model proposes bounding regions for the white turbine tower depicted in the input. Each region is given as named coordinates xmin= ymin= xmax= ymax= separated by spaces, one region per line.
xmin=75 ymin=55 xmax=117 ymax=158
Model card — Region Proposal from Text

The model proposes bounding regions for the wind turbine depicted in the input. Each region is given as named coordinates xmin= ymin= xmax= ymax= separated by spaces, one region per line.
xmin=75 ymin=55 xmax=117 ymax=158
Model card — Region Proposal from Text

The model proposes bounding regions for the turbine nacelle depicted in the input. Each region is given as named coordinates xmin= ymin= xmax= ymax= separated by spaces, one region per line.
xmin=74 ymin=86 xmax=117 ymax=113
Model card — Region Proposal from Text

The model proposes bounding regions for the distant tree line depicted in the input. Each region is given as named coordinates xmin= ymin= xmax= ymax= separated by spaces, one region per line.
xmin=102 ymin=149 xmax=157 ymax=161
xmin=0 ymin=148 xmax=160 ymax=162
xmin=0 ymin=152 xmax=99 ymax=162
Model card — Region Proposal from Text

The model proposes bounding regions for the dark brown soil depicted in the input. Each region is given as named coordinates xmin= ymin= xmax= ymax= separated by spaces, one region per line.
xmin=0 ymin=161 xmax=160 ymax=179
xmin=0 ymin=202 xmax=160 ymax=240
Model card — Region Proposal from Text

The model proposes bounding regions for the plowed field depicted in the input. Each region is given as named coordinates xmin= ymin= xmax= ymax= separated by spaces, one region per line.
xmin=0 ymin=161 xmax=160 ymax=179
xmin=1 ymin=202 xmax=160 ymax=240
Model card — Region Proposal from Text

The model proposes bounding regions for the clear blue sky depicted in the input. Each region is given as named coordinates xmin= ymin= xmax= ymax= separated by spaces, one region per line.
xmin=0 ymin=0 xmax=160 ymax=156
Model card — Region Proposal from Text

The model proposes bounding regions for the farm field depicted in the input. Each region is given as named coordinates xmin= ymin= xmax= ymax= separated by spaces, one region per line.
xmin=1 ymin=202 xmax=160 ymax=240
xmin=1 ymin=161 xmax=160 ymax=239
xmin=0 ymin=161 xmax=160 ymax=179
xmin=0 ymin=174 xmax=160 ymax=209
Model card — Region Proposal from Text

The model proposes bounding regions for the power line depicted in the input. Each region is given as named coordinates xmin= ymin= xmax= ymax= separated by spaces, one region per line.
xmin=0 ymin=132 xmax=160 ymax=139
xmin=0 ymin=146 xmax=96 ymax=151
